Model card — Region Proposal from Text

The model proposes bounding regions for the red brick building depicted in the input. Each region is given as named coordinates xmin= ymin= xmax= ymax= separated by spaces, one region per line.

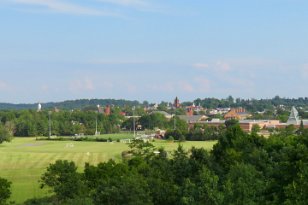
xmin=224 ymin=107 xmax=251 ymax=120
xmin=104 ymin=105 xmax=111 ymax=116
xmin=174 ymin=97 xmax=180 ymax=108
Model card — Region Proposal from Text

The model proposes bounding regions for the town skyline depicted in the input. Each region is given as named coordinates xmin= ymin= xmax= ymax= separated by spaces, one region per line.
xmin=1 ymin=0 xmax=308 ymax=103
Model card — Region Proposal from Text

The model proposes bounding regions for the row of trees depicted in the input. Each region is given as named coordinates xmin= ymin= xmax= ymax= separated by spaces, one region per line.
xmin=0 ymin=110 xmax=191 ymax=137
xmin=0 ymin=99 xmax=142 ymax=110
xmin=2 ymin=96 xmax=308 ymax=113
xmin=0 ymin=110 xmax=125 ymax=137
xmin=192 ymin=95 xmax=308 ymax=111
xmin=0 ymin=108 xmax=222 ymax=141
xmin=15 ymin=122 xmax=308 ymax=205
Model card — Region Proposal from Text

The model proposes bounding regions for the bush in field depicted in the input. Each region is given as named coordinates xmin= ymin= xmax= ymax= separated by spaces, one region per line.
xmin=0 ymin=177 xmax=11 ymax=205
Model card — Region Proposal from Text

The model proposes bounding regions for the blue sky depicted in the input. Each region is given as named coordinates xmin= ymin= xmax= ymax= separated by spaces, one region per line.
xmin=0 ymin=0 xmax=308 ymax=103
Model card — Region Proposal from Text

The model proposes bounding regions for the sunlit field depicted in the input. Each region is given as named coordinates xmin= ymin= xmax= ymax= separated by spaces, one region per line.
xmin=0 ymin=136 xmax=216 ymax=204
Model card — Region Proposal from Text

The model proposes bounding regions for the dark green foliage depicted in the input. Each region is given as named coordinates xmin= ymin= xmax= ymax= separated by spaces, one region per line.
xmin=0 ymin=177 xmax=11 ymax=205
xmin=139 ymin=113 xmax=169 ymax=130
xmin=225 ymin=119 xmax=239 ymax=128
xmin=0 ymin=124 xmax=12 ymax=144
xmin=186 ymin=124 xmax=225 ymax=141
xmin=35 ymin=124 xmax=308 ymax=205
xmin=0 ymin=99 xmax=141 ymax=110
xmin=165 ymin=129 xmax=185 ymax=141
xmin=40 ymin=160 xmax=87 ymax=201
xmin=0 ymin=109 xmax=124 ymax=137
xmin=223 ymin=163 xmax=265 ymax=205
xmin=195 ymin=96 xmax=308 ymax=112
xmin=285 ymin=162 xmax=308 ymax=205
xmin=128 ymin=139 xmax=156 ymax=158
xmin=93 ymin=172 xmax=153 ymax=205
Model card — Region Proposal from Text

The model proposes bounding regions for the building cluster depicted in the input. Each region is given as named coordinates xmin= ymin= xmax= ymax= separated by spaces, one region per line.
xmin=161 ymin=97 xmax=308 ymax=132
xmin=36 ymin=97 xmax=308 ymax=133
xmin=97 ymin=104 xmax=111 ymax=116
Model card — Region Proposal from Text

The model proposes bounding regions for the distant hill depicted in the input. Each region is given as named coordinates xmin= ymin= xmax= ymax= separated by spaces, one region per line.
xmin=0 ymin=99 xmax=141 ymax=110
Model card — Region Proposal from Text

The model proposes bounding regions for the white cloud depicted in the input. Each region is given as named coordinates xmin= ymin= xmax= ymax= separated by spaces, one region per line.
xmin=194 ymin=77 xmax=210 ymax=92
xmin=97 ymin=0 xmax=162 ymax=12
xmin=193 ymin=63 xmax=209 ymax=70
xmin=0 ymin=81 xmax=10 ymax=91
xmin=69 ymin=77 xmax=95 ymax=92
xmin=193 ymin=61 xmax=231 ymax=72
xmin=41 ymin=84 xmax=49 ymax=92
xmin=89 ymin=59 xmax=149 ymax=65
xmin=301 ymin=64 xmax=308 ymax=78
xmin=148 ymin=82 xmax=176 ymax=92
xmin=178 ymin=81 xmax=194 ymax=92
xmin=125 ymin=83 xmax=137 ymax=92
xmin=4 ymin=0 xmax=161 ymax=16
xmin=148 ymin=81 xmax=196 ymax=93
xmin=98 ymin=0 xmax=148 ymax=7
xmin=11 ymin=0 xmax=119 ymax=16
xmin=216 ymin=61 xmax=231 ymax=72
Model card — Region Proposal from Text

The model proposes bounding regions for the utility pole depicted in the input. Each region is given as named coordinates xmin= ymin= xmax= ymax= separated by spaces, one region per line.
xmin=132 ymin=106 xmax=136 ymax=138
xmin=96 ymin=104 xmax=100 ymax=136
xmin=173 ymin=107 xmax=176 ymax=130
xmin=48 ymin=111 xmax=51 ymax=139
xmin=95 ymin=115 xmax=98 ymax=135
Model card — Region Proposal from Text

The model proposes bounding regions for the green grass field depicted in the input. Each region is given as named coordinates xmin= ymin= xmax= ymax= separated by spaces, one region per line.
xmin=0 ymin=137 xmax=216 ymax=204
xmin=84 ymin=132 xmax=135 ymax=140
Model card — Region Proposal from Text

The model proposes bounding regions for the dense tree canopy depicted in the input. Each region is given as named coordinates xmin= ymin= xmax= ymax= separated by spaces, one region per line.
xmin=29 ymin=123 xmax=308 ymax=205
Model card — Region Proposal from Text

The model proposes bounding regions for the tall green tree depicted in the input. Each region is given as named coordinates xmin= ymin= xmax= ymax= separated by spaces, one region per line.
xmin=0 ymin=124 xmax=12 ymax=144
xmin=40 ymin=160 xmax=87 ymax=202
xmin=223 ymin=163 xmax=265 ymax=205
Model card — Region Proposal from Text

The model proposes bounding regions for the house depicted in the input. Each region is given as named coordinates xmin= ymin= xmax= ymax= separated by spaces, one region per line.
xmin=150 ymin=111 xmax=173 ymax=119
xmin=97 ymin=105 xmax=104 ymax=114
xmin=224 ymin=107 xmax=251 ymax=120
xmin=186 ymin=106 xmax=194 ymax=116
xmin=185 ymin=103 xmax=205 ymax=116
xmin=53 ymin=107 xmax=60 ymax=113
xmin=146 ymin=103 xmax=159 ymax=111
xmin=178 ymin=115 xmax=208 ymax=124
xmin=104 ymin=105 xmax=111 ymax=116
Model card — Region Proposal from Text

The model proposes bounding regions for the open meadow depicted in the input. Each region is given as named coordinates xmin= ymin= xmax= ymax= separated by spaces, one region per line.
xmin=0 ymin=136 xmax=216 ymax=204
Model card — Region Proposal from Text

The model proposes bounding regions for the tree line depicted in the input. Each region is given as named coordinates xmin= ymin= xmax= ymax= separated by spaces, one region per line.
xmin=0 ymin=99 xmax=142 ymax=110
xmin=2 ymin=96 xmax=308 ymax=112
xmin=191 ymin=95 xmax=308 ymax=112
xmin=0 ymin=109 xmax=124 ymax=137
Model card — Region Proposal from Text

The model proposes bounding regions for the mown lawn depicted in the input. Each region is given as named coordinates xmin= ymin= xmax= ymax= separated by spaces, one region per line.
xmin=0 ymin=137 xmax=216 ymax=204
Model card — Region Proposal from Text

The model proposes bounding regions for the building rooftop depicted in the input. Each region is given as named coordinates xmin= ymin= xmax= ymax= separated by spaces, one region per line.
xmin=150 ymin=111 xmax=173 ymax=118
xmin=178 ymin=115 xmax=208 ymax=123
xmin=287 ymin=106 xmax=300 ymax=125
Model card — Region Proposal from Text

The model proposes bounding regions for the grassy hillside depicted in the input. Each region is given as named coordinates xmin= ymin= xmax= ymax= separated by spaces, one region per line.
xmin=0 ymin=137 xmax=216 ymax=204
